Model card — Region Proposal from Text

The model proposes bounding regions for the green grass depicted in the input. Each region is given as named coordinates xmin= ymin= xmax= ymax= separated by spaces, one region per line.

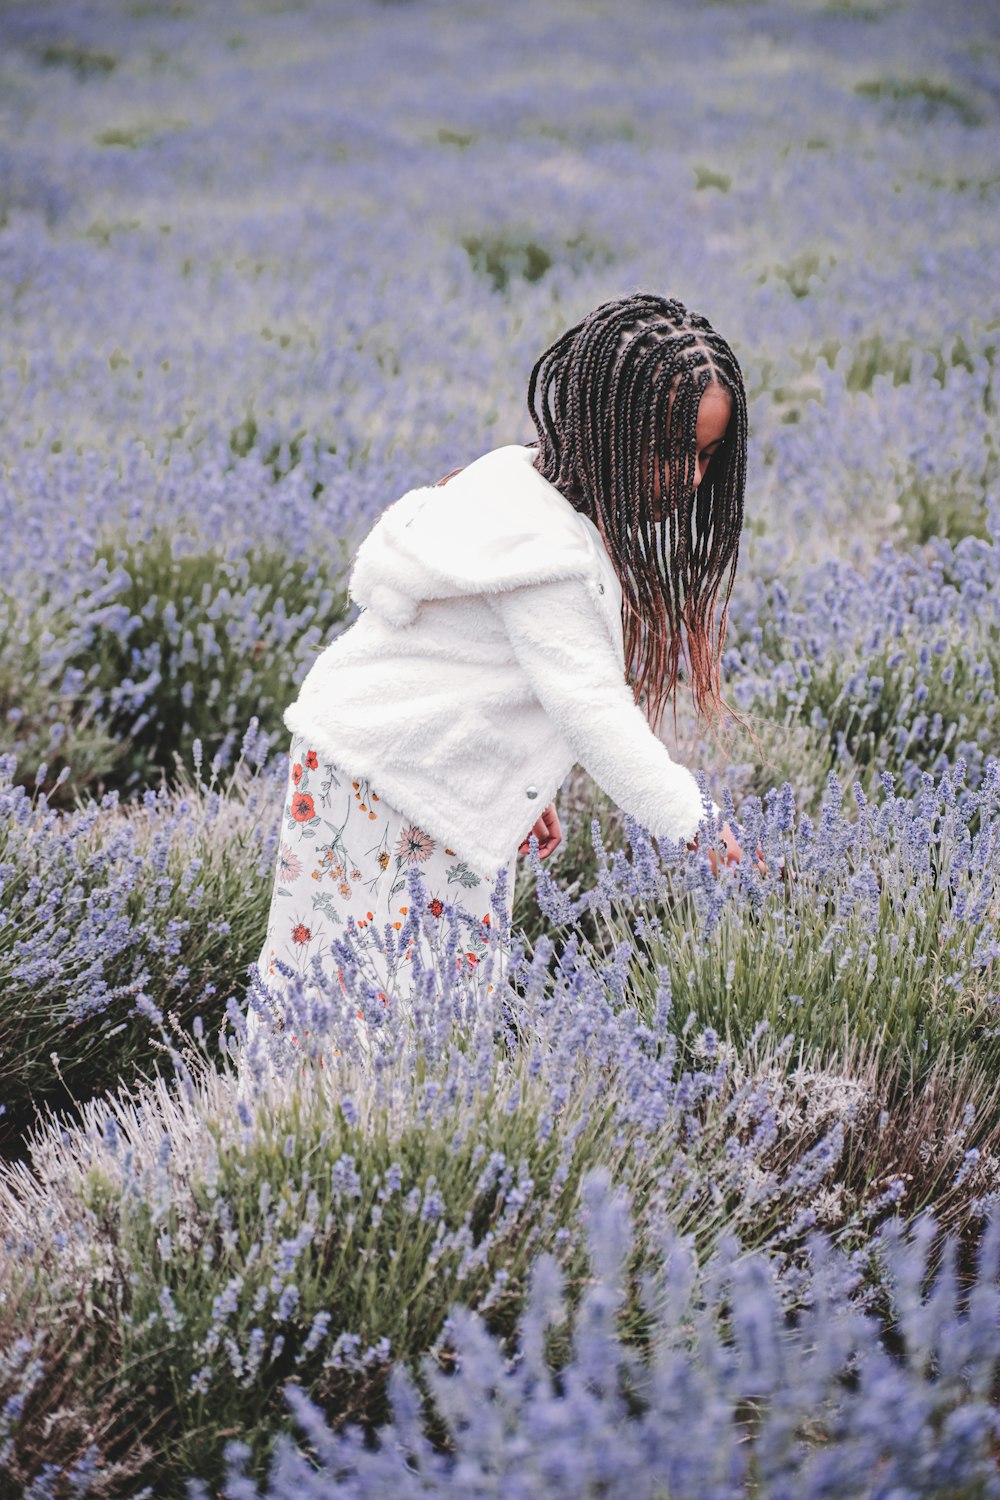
xmin=460 ymin=230 xmax=610 ymax=292
xmin=39 ymin=42 xmax=117 ymax=78
xmin=761 ymin=250 xmax=835 ymax=301
xmin=694 ymin=165 xmax=732 ymax=192
xmin=854 ymin=76 xmax=983 ymax=129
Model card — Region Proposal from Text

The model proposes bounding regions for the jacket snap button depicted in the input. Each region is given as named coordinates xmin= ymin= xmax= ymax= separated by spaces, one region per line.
xmin=526 ymin=785 xmax=539 ymax=799
xmin=597 ymin=582 xmax=605 ymax=594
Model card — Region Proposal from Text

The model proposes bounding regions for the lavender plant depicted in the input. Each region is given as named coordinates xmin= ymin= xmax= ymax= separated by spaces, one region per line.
xmin=511 ymin=758 xmax=1000 ymax=1252
xmin=0 ymin=866 xmax=942 ymax=1496
xmin=4 ymin=528 xmax=351 ymax=800
xmin=190 ymin=1171 xmax=1000 ymax=1500
xmin=0 ymin=728 xmax=280 ymax=1157
xmin=724 ymin=509 xmax=1000 ymax=806
xmin=540 ymin=759 xmax=1000 ymax=1089
xmin=0 ymin=585 xmax=122 ymax=800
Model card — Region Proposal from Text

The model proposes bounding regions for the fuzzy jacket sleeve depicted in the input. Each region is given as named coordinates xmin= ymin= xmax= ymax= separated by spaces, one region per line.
xmin=488 ymin=577 xmax=714 ymax=846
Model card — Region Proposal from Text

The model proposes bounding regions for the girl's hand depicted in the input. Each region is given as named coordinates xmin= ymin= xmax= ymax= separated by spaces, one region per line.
xmin=688 ymin=820 xmax=767 ymax=877
xmin=519 ymin=802 xmax=562 ymax=859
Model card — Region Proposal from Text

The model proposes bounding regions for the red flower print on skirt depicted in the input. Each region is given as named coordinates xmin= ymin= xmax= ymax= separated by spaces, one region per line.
xmin=246 ymin=732 xmax=519 ymax=1068
xmin=291 ymin=791 xmax=315 ymax=822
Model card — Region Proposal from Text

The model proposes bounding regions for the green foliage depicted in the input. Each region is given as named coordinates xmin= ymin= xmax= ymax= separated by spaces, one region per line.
xmin=811 ymin=328 xmax=993 ymax=394
xmin=0 ymin=1317 xmax=156 ymax=1494
xmin=822 ymin=2 xmax=888 ymax=19
xmin=854 ymin=76 xmax=983 ymax=129
xmin=512 ymin=770 xmax=622 ymax=955
xmin=462 ymin=234 xmax=554 ymax=290
xmin=95 ymin=124 xmax=164 ymax=149
xmin=625 ymin=881 xmax=995 ymax=1087
xmin=83 ymin=219 xmax=143 ymax=246
xmin=39 ymin=42 xmax=117 ymax=78
xmin=694 ymin=165 xmax=732 ymax=192
xmin=6 ymin=948 xmax=995 ymax=1495
xmin=0 ymin=1049 xmax=616 ymax=1492
xmin=127 ymin=0 xmax=193 ymax=15
xmin=228 ymin=419 xmax=335 ymax=486
xmin=120 ymin=1093 xmax=597 ymax=1482
xmin=916 ymin=168 xmax=1000 ymax=196
xmin=437 ymin=127 xmax=477 ymax=148
xmin=722 ymin=717 xmax=841 ymax=820
xmin=762 ymin=250 xmax=835 ymax=301
xmin=895 ymin=470 xmax=991 ymax=547
xmin=844 ymin=333 xmax=914 ymax=391
xmin=568 ymin=821 xmax=999 ymax=1096
xmin=460 ymin=231 xmax=608 ymax=292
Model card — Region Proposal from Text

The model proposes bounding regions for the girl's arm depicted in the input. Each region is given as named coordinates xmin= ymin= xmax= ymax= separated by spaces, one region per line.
xmin=489 ymin=575 xmax=712 ymax=848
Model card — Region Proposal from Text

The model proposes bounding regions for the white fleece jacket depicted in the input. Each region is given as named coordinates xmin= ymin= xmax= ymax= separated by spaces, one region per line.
xmin=283 ymin=443 xmax=714 ymax=880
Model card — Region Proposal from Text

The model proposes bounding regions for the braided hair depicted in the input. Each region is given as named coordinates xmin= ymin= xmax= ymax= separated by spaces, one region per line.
xmin=527 ymin=291 xmax=747 ymax=736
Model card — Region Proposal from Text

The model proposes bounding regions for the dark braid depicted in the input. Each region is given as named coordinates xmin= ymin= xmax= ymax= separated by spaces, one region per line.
xmin=527 ymin=292 xmax=748 ymax=734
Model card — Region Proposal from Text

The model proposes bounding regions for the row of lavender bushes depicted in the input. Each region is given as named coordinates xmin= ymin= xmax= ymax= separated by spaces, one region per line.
xmin=0 ymin=404 xmax=997 ymax=1494
xmin=192 ymin=1167 xmax=1000 ymax=1500
xmin=1 ymin=342 xmax=995 ymax=815
xmin=1 ymin=752 xmax=998 ymax=1494
xmin=4 ymin=688 xmax=999 ymax=1172
xmin=3 ymin=497 xmax=998 ymax=1156
xmin=8 ymin=1136 xmax=1000 ymax=1499
xmin=1 ymin=489 xmax=998 ymax=1488
xmin=1 ymin=0 xmax=998 ymax=1492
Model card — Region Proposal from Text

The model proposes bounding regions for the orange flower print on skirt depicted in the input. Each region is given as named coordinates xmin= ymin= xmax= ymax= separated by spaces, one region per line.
xmin=246 ymin=732 xmax=517 ymax=1053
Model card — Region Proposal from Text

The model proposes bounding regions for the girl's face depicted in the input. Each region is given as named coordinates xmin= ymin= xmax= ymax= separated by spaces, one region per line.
xmin=649 ymin=381 xmax=731 ymax=523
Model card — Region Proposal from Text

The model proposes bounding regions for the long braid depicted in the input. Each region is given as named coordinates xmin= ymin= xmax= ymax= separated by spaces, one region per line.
xmin=527 ymin=292 xmax=748 ymax=734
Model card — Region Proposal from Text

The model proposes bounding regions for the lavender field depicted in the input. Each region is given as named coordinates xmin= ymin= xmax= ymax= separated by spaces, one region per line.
xmin=1 ymin=0 xmax=999 ymax=1494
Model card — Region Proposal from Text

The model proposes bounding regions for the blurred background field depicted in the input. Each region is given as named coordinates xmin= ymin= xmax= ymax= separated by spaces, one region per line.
xmin=0 ymin=0 xmax=999 ymax=1494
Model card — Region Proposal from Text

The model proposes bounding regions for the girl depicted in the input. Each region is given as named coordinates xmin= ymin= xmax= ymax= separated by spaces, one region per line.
xmin=248 ymin=291 xmax=749 ymax=1045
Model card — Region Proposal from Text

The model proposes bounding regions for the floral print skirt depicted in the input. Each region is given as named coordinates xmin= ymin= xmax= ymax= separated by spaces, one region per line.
xmin=246 ymin=733 xmax=518 ymax=1050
